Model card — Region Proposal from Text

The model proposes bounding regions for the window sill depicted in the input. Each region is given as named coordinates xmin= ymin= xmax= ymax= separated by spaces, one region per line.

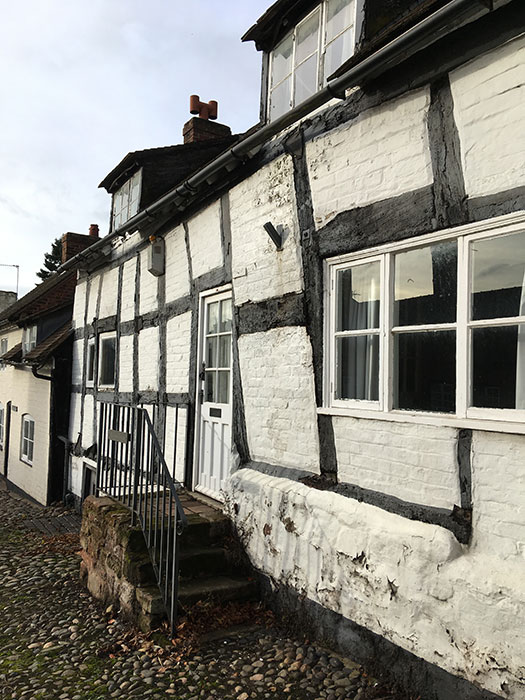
xmin=318 ymin=405 xmax=525 ymax=436
xmin=20 ymin=457 xmax=33 ymax=467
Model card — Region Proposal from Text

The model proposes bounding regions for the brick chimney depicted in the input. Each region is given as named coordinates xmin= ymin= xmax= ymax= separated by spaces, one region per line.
xmin=61 ymin=225 xmax=100 ymax=264
xmin=183 ymin=95 xmax=231 ymax=144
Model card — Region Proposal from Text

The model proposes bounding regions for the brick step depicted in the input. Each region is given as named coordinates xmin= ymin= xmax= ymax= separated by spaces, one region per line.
xmin=179 ymin=545 xmax=230 ymax=578
xmin=178 ymin=575 xmax=258 ymax=608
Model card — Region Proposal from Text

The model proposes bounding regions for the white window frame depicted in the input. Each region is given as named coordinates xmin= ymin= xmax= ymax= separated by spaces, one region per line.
xmin=268 ymin=0 xmax=358 ymax=121
xmin=112 ymin=169 xmax=142 ymax=230
xmin=322 ymin=211 xmax=525 ymax=434
xmin=22 ymin=325 xmax=37 ymax=355
xmin=98 ymin=332 xmax=117 ymax=389
xmin=21 ymin=414 xmax=35 ymax=466
xmin=86 ymin=338 xmax=96 ymax=388
xmin=0 ymin=402 xmax=4 ymax=447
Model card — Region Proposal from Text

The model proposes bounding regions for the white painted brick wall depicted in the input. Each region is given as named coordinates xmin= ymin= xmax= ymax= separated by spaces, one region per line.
xmin=230 ymin=156 xmax=304 ymax=306
xmin=333 ymin=416 xmax=460 ymax=509
xmin=72 ymin=278 xmax=87 ymax=328
xmin=87 ymin=274 xmax=101 ymax=324
xmin=450 ymin=34 xmax=525 ymax=198
xmin=120 ymin=259 xmax=137 ymax=322
xmin=82 ymin=394 xmax=95 ymax=447
xmin=187 ymin=201 xmax=223 ymax=279
xmin=238 ymin=327 xmax=319 ymax=472
xmin=139 ymin=249 xmax=158 ymax=316
xmin=69 ymin=392 xmax=81 ymax=443
xmin=306 ymin=89 xmax=433 ymax=228
xmin=164 ymin=404 xmax=187 ymax=483
xmin=138 ymin=327 xmax=159 ymax=392
xmin=166 ymin=311 xmax=191 ymax=394
xmin=165 ymin=225 xmax=190 ymax=303
xmin=71 ymin=339 xmax=84 ymax=386
xmin=228 ymin=468 xmax=525 ymax=699
xmin=471 ymin=430 xmax=525 ymax=558
xmin=118 ymin=335 xmax=134 ymax=393
xmin=99 ymin=267 xmax=119 ymax=319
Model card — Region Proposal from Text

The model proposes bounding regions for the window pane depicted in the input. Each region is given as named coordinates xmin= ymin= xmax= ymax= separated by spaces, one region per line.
xmin=270 ymin=77 xmax=291 ymax=120
xmin=336 ymin=335 xmax=379 ymax=401
xmin=294 ymin=54 xmax=318 ymax=106
xmin=336 ymin=262 xmax=380 ymax=331
xmin=27 ymin=440 xmax=33 ymax=462
xmin=271 ymin=34 xmax=293 ymax=86
xmin=207 ymin=302 xmax=219 ymax=334
xmin=219 ymin=299 xmax=232 ymax=332
xmin=471 ymin=230 xmax=525 ymax=321
xmin=100 ymin=338 xmax=116 ymax=386
xmin=206 ymin=337 xmax=218 ymax=368
xmin=324 ymin=29 xmax=354 ymax=78
xmin=326 ymin=0 xmax=354 ymax=42
xmin=217 ymin=371 xmax=230 ymax=404
xmin=218 ymin=336 xmax=231 ymax=368
xmin=87 ymin=344 xmax=95 ymax=381
xmin=395 ymin=331 xmax=456 ymax=413
xmin=472 ymin=325 xmax=525 ymax=409
xmin=394 ymin=241 xmax=457 ymax=326
xmin=205 ymin=371 xmax=216 ymax=403
xmin=295 ymin=10 xmax=320 ymax=65
xmin=28 ymin=419 xmax=34 ymax=441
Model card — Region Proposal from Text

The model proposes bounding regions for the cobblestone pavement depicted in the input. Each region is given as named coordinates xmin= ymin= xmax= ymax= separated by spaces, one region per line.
xmin=0 ymin=487 xmax=410 ymax=700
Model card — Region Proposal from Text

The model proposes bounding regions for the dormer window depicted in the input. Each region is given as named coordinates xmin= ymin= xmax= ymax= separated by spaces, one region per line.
xmin=22 ymin=326 xmax=37 ymax=356
xmin=269 ymin=0 xmax=356 ymax=121
xmin=112 ymin=169 xmax=141 ymax=230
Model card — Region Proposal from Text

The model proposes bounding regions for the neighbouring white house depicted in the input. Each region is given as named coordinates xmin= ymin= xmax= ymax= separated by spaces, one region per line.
xmin=0 ymin=229 xmax=99 ymax=504
xmin=63 ymin=1 xmax=525 ymax=698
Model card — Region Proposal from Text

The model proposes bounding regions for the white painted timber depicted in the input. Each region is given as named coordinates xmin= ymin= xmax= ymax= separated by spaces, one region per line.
xmin=166 ymin=311 xmax=191 ymax=394
xmin=450 ymin=34 xmax=525 ymax=198
xmin=165 ymin=225 xmax=190 ymax=303
xmin=71 ymin=339 xmax=84 ymax=386
xmin=306 ymin=89 xmax=433 ymax=228
xmin=164 ymin=404 xmax=187 ymax=483
xmin=86 ymin=274 xmax=101 ymax=325
xmin=187 ymin=201 xmax=223 ymax=279
xmin=230 ymin=155 xmax=304 ymax=306
xmin=72 ymin=278 xmax=87 ymax=329
xmin=238 ymin=327 xmax=320 ymax=473
xmin=333 ymin=416 xmax=460 ymax=509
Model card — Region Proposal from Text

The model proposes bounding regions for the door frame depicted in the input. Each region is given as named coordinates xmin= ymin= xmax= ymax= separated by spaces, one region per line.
xmin=192 ymin=284 xmax=233 ymax=499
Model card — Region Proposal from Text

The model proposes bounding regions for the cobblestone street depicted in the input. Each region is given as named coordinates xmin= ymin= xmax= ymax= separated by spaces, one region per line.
xmin=0 ymin=487 xmax=407 ymax=700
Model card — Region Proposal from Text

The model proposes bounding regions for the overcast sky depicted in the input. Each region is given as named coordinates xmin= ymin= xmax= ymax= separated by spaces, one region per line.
xmin=0 ymin=0 xmax=269 ymax=296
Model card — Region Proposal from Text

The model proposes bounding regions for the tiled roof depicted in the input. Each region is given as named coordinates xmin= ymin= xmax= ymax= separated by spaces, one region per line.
xmin=1 ymin=342 xmax=22 ymax=363
xmin=24 ymin=323 xmax=72 ymax=364
xmin=0 ymin=271 xmax=76 ymax=326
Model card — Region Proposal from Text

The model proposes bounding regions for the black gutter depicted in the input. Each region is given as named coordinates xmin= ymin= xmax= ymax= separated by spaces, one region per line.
xmin=59 ymin=0 xmax=491 ymax=274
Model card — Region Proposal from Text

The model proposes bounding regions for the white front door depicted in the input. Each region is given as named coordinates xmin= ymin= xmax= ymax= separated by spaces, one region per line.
xmin=194 ymin=290 xmax=232 ymax=500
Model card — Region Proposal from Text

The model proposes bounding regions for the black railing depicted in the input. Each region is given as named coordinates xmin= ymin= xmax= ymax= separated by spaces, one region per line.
xmin=96 ymin=402 xmax=187 ymax=631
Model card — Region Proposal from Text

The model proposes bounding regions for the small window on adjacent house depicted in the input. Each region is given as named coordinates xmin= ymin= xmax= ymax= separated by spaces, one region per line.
xmin=86 ymin=339 xmax=96 ymax=387
xmin=0 ymin=338 xmax=7 ymax=371
xmin=0 ymin=402 xmax=4 ymax=447
xmin=98 ymin=333 xmax=116 ymax=388
xmin=21 ymin=414 xmax=35 ymax=465
xmin=22 ymin=326 xmax=37 ymax=355
xmin=112 ymin=170 xmax=141 ymax=230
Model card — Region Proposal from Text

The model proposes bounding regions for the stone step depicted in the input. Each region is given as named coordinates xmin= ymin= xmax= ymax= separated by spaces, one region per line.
xmin=179 ymin=545 xmax=229 ymax=578
xmin=178 ymin=575 xmax=258 ymax=608
xmin=180 ymin=514 xmax=231 ymax=548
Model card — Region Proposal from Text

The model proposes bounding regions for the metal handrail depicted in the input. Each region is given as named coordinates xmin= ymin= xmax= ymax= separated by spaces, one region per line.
xmin=96 ymin=401 xmax=187 ymax=631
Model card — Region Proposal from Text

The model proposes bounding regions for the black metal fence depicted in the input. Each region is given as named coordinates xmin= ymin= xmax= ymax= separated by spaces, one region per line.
xmin=96 ymin=402 xmax=187 ymax=631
